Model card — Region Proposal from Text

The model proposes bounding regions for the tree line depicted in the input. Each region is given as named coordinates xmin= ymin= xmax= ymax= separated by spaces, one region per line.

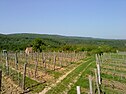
xmin=0 ymin=33 xmax=126 ymax=54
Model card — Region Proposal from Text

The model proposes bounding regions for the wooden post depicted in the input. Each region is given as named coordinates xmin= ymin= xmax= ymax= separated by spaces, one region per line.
xmin=42 ymin=52 xmax=47 ymax=73
xmin=37 ymin=52 xmax=39 ymax=63
xmin=96 ymin=54 xmax=101 ymax=85
xmin=6 ymin=53 xmax=9 ymax=75
xmin=18 ymin=71 xmax=20 ymax=86
xmin=95 ymin=69 xmax=100 ymax=94
xmin=89 ymin=75 xmax=93 ymax=94
xmin=53 ymin=53 xmax=56 ymax=71
xmin=59 ymin=52 xmax=62 ymax=68
xmin=42 ymin=52 xmax=45 ymax=67
xmin=15 ymin=52 xmax=18 ymax=70
xmin=76 ymin=86 xmax=81 ymax=94
xmin=22 ymin=63 xmax=27 ymax=91
xmin=97 ymin=64 xmax=101 ymax=85
xmin=61 ymin=51 xmax=64 ymax=67
xmin=100 ymin=54 xmax=103 ymax=63
xmin=44 ymin=57 xmax=46 ymax=68
xmin=0 ymin=69 xmax=2 ymax=91
xmin=42 ymin=57 xmax=46 ymax=69
xmin=47 ymin=52 xmax=50 ymax=69
xmin=70 ymin=52 xmax=72 ymax=63
xmin=35 ymin=53 xmax=38 ymax=78
xmin=31 ymin=52 xmax=33 ymax=61
xmin=95 ymin=54 xmax=98 ymax=64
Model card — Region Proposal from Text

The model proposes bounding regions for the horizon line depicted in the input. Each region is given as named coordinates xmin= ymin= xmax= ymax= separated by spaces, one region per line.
xmin=0 ymin=32 xmax=126 ymax=40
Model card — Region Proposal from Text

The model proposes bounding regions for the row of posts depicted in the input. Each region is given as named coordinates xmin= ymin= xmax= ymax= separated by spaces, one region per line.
xmin=2 ymin=52 xmax=60 ymax=92
xmin=3 ymin=52 xmax=27 ymax=92
xmin=1 ymin=51 xmax=85 ymax=93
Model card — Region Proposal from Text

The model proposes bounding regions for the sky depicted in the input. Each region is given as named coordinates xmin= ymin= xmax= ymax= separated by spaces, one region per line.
xmin=0 ymin=0 xmax=126 ymax=39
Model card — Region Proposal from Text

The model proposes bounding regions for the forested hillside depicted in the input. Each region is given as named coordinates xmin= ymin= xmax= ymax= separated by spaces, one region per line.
xmin=0 ymin=33 xmax=126 ymax=53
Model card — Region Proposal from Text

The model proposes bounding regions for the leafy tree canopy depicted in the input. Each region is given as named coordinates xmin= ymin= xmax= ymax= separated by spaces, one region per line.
xmin=32 ymin=38 xmax=46 ymax=52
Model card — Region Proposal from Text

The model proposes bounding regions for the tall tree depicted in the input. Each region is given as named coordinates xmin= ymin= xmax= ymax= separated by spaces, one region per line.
xmin=32 ymin=38 xmax=46 ymax=52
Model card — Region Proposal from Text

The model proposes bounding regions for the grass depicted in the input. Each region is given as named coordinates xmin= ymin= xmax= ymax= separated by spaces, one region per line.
xmin=101 ymin=72 xmax=126 ymax=83
xmin=67 ymin=53 xmax=126 ymax=94
xmin=68 ymin=60 xmax=96 ymax=94
xmin=46 ymin=56 xmax=94 ymax=94
xmin=102 ymin=67 xmax=126 ymax=74
xmin=99 ymin=53 xmax=126 ymax=93
xmin=25 ymin=76 xmax=47 ymax=93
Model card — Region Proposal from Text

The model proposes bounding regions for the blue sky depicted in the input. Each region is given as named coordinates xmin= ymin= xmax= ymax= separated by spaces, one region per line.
xmin=0 ymin=0 xmax=126 ymax=39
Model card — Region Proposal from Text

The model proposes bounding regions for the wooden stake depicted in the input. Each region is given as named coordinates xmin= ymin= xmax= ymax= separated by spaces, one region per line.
xmin=97 ymin=64 xmax=101 ymax=85
xmin=96 ymin=54 xmax=101 ymax=85
xmin=22 ymin=63 xmax=27 ymax=91
xmin=6 ymin=53 xmax=9 ymax=75
xmin=53 ymin=54 xmax=56 ymax=71
xmin=18 ymin=71 xmax=20 ymax=86
xmin=94 ymin=69 xmax=100 ymax=94
xmin=0 ymin=69 xmax=2 ymax=91
xmin=35 ymin=53 xmax=38 ymax=78
xmin=42 ymin=52 xmax=45 ymax=67
xmin=76 ymin=86 xmax=81 ymax=94
xmin=95 ymin=54 xmax=98 ymax=63
xmin=44 ymin=57 xmax=46 ymax=69
xmin=15 ymin=52 xmax=18 ymax=70
xmin=31 ymin=52 xmax=33 ymax=61
xmin=89 ymin=75 xmax=93 ymax=94
xmin=61 ymin=51 xmax=64 ymax=67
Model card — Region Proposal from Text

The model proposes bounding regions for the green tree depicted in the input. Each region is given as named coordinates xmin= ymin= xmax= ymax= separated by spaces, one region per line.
xmin=32 ymin=38 xmax=46 ymax=52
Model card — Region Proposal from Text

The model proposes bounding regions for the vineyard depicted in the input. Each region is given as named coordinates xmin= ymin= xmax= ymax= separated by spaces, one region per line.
xmin=100 ymin=52 xmax=126 ymax=93
xmin=0 ymin=0 xmax=126 ymax=93
xmin=0 ymin=51 xmax=86 ymax=94
xmin=0 ymin=51 xmax=126 ymax=94
xmin=66 ymin=52 xmax=126 ymax=94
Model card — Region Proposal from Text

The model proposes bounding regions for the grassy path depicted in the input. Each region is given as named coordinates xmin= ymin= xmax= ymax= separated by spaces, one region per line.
xmin=39 ymin=56 xmax=94 ymax=94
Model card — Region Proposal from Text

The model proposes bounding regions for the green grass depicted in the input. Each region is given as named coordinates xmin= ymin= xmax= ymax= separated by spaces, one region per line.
xmin=46 ymin=56 xmax=95 ymax=94
xmin=100 ymin=53 xmax=126 ymax=93
xmin=101 ymin=73 xmax=126 ymax=83
xmin=25 ymin=76 xmax=47 ymax=93
xmin=68 ymin=61 xmax=95 ymax=94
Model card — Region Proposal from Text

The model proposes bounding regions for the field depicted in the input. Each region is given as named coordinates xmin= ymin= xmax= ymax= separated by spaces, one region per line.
xmin=0 ymin=51 xmax=86 ymax=93
xmin=0 ymin=51 xmax=126 ymax=94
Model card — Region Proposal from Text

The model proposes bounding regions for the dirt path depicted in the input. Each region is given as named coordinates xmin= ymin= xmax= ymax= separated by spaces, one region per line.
xmin=38 ymin=59 xmax=90 ymax=94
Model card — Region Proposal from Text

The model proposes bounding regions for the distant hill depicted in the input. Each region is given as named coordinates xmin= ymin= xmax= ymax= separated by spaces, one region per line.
xmin=0 ymin=33 xmax=126 ymax=51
